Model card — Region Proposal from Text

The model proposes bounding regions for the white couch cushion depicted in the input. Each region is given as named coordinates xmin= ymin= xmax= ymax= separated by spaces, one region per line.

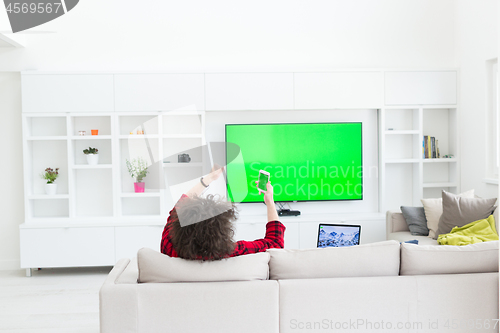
xmin=137 ymin=247 xmax=270 ymax=283
xmin=400 ymin=241 xmax=499 ymax=275
xmin=267 ymin=240 xmax=400 ymax=280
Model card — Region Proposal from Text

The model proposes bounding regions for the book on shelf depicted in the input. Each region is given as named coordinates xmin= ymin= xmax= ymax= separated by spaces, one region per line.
xmin=423 ymin=136 xmax=438 ymax=159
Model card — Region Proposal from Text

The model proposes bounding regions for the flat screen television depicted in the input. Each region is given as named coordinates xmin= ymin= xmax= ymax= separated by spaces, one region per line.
xmin=225 ymin=122 xmax=362 ymax=203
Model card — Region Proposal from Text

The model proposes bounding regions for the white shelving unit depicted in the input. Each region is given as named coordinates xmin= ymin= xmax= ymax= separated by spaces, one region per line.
xmin=21 ymin=109 xmax=205 ymax=275
xmin=380 ymin=106 xmax=459 ymax=211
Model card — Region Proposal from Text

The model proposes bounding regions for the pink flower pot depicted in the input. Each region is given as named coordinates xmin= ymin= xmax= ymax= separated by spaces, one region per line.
xmin=134 ymin=182 xmax=145 ymax=193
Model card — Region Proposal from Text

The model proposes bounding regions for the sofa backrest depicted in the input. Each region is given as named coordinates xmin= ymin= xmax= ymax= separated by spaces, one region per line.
xmin=267 ymin=240 xmax=400 ymax=280
xmin=400 ymin=241 xmax=499 ymax=275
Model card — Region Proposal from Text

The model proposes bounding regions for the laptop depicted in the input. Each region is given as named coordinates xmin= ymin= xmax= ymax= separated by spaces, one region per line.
xmin=317 ymin=224 xmax=361 ymax=248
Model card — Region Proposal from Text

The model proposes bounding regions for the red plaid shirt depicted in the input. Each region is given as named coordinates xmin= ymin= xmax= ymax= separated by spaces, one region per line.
xmin=160 ymin=195 xmax=286 ymax=258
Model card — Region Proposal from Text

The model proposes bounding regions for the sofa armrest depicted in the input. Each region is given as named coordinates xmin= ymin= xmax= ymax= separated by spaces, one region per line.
xmin=386 ymin=210 xmax=409 ymax=239
xmin=100 ymin=258 xmax=138 ymax=333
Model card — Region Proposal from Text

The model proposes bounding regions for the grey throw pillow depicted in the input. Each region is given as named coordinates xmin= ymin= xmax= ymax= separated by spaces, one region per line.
xmin=436 ymin=191 xmax=497 ymax=239
xmin=400 ymin=206 xmax=429 ymax=236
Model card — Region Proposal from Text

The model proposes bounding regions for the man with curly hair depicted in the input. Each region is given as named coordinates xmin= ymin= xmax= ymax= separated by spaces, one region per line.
xmin=161 ymin=167 xmax=285 ymax=260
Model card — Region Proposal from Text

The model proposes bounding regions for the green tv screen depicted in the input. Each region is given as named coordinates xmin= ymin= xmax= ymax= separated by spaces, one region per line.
xmin=225 ymin=123 xmax=363 ymax=203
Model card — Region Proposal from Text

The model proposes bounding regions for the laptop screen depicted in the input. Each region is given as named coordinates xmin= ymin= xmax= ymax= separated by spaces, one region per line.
xmin=317 ymin=224 xmax=361 ymax=248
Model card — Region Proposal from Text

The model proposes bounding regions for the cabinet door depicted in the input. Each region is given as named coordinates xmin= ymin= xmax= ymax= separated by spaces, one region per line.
xmin=115 ymin=225 xmax=164 ymax=260
xmin=294 ymin=72 xmax=383 ymax=109
xmin=114 ymin=74 xmax=205 ymax=111
xmin=20 ymin=227 xmax=115 ymax=268
xmin=385 ymin=71 xmax=457 ymax=105
xmin=205 ymin=73 xmax=294 ymax=110
xmin=22 ymin=74 xmax=114 ymax=113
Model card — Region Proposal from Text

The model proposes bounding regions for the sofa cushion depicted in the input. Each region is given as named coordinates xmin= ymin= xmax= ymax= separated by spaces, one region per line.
xmin=436 ymin=191 xmax=497 ymax=238
xmin=421 ymin=189 xmax=474 ymax=239
xmin=137 ymin=247 xmax=270 ymax=283
xmin=400 ymin=206 xmax=429 ymax=236
xmin=267 ymin=240 xmax=400 ymax=280
xmin=387 ymin=232 xmax=438 ymax=245
xmin=400 ymin=241 xmax=499 ymax=275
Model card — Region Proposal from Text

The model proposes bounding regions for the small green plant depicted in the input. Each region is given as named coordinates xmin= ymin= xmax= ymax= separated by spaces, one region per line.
xmin=42 ymin=167 xmax=59 ymax=184
xmin=126 ymin=157 xmax=149 ymax=183
xmin=83 ymin=147 xmax=98 ymax=155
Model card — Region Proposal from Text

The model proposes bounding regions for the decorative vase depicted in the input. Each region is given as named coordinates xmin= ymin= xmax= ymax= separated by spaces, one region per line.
xmin=134 ymin=182 xmax=145 ymax=193
xmin=45 ymin=183 xmax=57 ymax=195
xmin=91 ymin=129 xmax=98 ymax=135
xmin=86 ymin=154 xmax=99 ymax=165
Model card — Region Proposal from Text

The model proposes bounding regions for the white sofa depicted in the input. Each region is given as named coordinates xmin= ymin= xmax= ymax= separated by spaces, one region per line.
xmin=387 ymin=209 xmax=500 ymax=245
xmin=100 ymin=240 xmax=499 ymax=333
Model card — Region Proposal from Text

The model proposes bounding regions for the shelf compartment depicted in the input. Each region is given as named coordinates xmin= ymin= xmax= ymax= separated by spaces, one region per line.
xmin=162 ymin=138 xmax=203 ymax=164
xmin=423 ymin=162 xmax=458 ymax=185
xmin=74 ymin=169 xmax=113 ymax=217
xmin=121 ymin=197 xmax=161 ymax=216
xmin=119 ymin=135 xmax=159 ymax=139
xmin=422 ymin=158 xmax=457 ymax=163
xmin=384 ymin=108 xmax=419 ymax=131
xmin=162 ymin=114 xmax=202 ymax=135
xmin=119 ymin=115 xmax=159 ymax=135
xmin=119 ymin=138 xmax=161 ymax=193
xmin=384 ymin=134 xmax=421 ymax=160
xmin=423 ymin=108 xmax=457 ymax=158
xmin=72 ymin=164 xmax=113 ymax=169
xmin=423 ymin=182 xmax=458 ymax=188
xmin=73 ymin=139 xmax=112 ymax=166
xmin=163 ymin=162 xmax=203 ymax=168
xmin=384 ymin=130 xmax=419 ymax=135
xmin=120 ymin=191 xmax=161 ymax=197
xmin=71 ymin=116 xmax=112 ymax=136
xmin=27 ymin=194 xmax=70 ymax=200
xmin=423 ymin=186 xmax=458 ymax=199
xmin=28 ymin=140 xmax=69 ymax=196
xmin=384 ymin=159 xmax=420 ymax=164
xmin=71 ymin=135 xmax=112 ymax=140
xmin=29 ymin=198 xmax=69 ymax=219
xmin=25 ymin=116 xmax=67 ymax=137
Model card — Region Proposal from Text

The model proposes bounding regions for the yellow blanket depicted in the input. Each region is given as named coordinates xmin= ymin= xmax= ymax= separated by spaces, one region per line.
xmin=437 ymin=215 xmax=499 ymax=246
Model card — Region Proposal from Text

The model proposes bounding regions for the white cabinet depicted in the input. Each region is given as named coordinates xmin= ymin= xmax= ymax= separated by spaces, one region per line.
xmin=294 ymin=72 xmax=383 ymax=109
xmin=385 ymin=71 xmax=457 ymax=105
xmin=20 ymin=227 xmax=115 ymax=268
xmin=115 ymin=226 xmax=164 ymax=260
xmin=114 ymin=74 xmax=205 ymax=111
xmin=205 ymin=73 xmax=294 ymax=110
xmin=22 ymin=74 xmax=114 ymax=112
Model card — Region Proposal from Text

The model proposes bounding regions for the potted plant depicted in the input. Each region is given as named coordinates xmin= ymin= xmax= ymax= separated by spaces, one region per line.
xmin=126 ymin=158 xmax=149 ymax=193
xmin=83 ymin=147 xmax=99 ymax=165
xmin=41 ymin=167 xmax=59 ymax=195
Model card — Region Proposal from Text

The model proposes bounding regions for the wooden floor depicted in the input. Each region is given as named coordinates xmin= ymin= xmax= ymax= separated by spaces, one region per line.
xmin=0 ymin=267 xmax=112 ymax=333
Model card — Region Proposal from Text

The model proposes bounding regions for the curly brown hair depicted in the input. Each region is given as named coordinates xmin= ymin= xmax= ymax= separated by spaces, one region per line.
xmin=167 ymin=195 xmax=238 ymax=260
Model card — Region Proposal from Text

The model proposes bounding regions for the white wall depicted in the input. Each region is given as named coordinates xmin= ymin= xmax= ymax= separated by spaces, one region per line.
xmin=455 ymin=0 xmax=498 ymax=198
xmin=0 ymin=0 xmax=461 ymax=270
xmin=0 ymin=72 xmax=23 ymax=270
xmin=0 ymin=0 xmax=456 ymax=71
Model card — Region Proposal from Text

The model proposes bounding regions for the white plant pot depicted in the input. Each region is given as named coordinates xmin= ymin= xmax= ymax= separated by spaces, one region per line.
xmin=86 ymin=154 xmax=99 ymax=165
xmin=45 ymin=183 xmax=57 ymax=195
